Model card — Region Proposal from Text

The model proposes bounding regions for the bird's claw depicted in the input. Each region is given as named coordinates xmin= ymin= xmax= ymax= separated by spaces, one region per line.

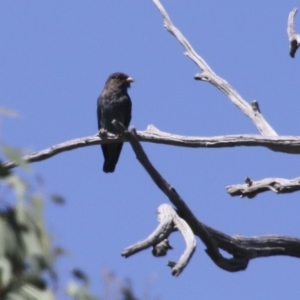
xmin=98 ymin=128 xmax=107 ymax=136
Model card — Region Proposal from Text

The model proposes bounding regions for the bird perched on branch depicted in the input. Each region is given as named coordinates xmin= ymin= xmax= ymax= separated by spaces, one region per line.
xmin=97 ymin=72 xmax=133 ymax=173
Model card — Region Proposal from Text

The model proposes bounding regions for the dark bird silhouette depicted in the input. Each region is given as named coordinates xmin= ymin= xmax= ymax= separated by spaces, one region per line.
xmin=97 ymin=72 xmax=133 ymax=173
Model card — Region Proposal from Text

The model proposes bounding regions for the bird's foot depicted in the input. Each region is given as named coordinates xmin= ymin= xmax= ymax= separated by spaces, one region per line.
xmin=98 ymin=128 xmax=107 ymax=136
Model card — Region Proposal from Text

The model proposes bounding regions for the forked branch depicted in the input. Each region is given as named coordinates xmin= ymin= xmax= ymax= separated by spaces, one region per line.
xmin=114 ymin=122 xmax=300 ymax=272
xmin=152 ymin=0 xmax=300 ymax=198
xmin=153 ymin=0 xmax=277 ymax=137
xmin=122 ymin=203 xmax=196 ymax=276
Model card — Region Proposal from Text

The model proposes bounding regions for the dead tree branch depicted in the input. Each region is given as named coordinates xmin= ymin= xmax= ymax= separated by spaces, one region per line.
xmin=121 ymin=204 xmax=175 ymax=259
xmin=3 ymin=126 xmax=300 ymax=169
xmin=153 ymin=0 xmax=277 ymax=137
xmin=114 ymin=122 xmax=300 ymax=272
xmin=227 ymin=177 xmax=300 ymax=198
xmin=114 ymin=121 xmax=248 ymax=272
xmin=152 ymin=1 xmax=300 ymax=200
xmin=122 ymin=203 xmax=196 ymax=276
xmin=288 ymin=8 xmax=300 ymax=58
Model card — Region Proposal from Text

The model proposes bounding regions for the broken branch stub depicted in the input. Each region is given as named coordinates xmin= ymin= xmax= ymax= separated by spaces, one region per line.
xmin=122 ymin=204 xmax=196 ymax=276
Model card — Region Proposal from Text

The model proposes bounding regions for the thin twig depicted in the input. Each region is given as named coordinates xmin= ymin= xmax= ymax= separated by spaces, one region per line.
xmin=153 ymin=0 xmax=277 ymax=136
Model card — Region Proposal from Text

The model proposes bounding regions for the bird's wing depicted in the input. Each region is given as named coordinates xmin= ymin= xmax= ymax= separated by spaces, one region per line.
xmin=97 ymin=95 xmax=103 ymax=130
xmin=122 ymin=94 xmax=132 ymax=128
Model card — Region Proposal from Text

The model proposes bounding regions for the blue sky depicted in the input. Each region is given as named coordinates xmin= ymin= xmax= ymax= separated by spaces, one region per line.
xmin=1 ymin=1 xmax=300 ymax=299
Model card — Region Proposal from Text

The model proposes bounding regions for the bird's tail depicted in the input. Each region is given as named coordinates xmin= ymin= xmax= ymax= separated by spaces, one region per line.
xmin=102 ymin=143 xmax=124 ymax=173
xmin=103 ymin=160 xmax=116 ymax=173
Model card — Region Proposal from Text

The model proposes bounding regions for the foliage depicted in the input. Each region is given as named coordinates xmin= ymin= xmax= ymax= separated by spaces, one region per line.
xmin=0 ymin=174 xmax=56 ymax=299
xmin=0 ymin=141 xmax=151 ymax=300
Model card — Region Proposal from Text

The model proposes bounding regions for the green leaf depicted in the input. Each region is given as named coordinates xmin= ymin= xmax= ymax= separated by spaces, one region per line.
xmin=29 ymin=195 xmax=51 ymax=260
xmin=66 ymin=281 xmax=99 ymax=300
xmin=5 ymin=284 xmax=55 ymax=300
xmin=3 ymin=292 xmax=24 ymax=300
xmin=49 ymin=194 xmax=65 ymax=205
xmin=0 ymin=257 xmax=11 ymax=289
xmin=0 ymin=218 xmax=6 ymax=257
xmin=1 ymin=209 xmax=26 ymax=268
xmin=4 ymin=175 xmax=27 ymax=226
xmin=29 ymin=195 xmax=44 ymax=224
xmin=21 ymin=227 xmax=43 ymax=258
xmin=0 ymin=160 xmax=11 ymax=178
xmin=0 ymin=106 xmax=19 ymax=118
xmin=2 ymin=146 xmax=30 ymax=170
xmin=72 ymin=269 xmax=88 ymax=283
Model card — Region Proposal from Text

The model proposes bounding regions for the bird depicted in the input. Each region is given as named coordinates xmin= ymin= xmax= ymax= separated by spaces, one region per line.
xmin=97 ymin=72 xmax=133 ymax=173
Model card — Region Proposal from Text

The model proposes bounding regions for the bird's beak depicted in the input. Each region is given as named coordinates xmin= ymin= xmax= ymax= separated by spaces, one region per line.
xmin=126 ymin=77 xmax=134 ymax=83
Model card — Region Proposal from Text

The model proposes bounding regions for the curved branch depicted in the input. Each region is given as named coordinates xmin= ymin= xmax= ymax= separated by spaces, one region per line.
xmin=153 ymin=0 xmax=277 ymax=136
xmin=3 ymin=125 xmax=300 ymax=169
xmin=121 ymin=205 xmax=174 ymax=258
xmin=114 ymin=123 xmax=300 ymax=271
xmin=207 ymin=225 xmax=300 ymax=259
xmin=3 ymin=133 xmax=121 ymax=169
xmin=122 ymin=203 xmax=196 ymax=276
xmin=113 ymin=121 xmax=248 ymax=272
xmin=167 ymin=204 xmax=196 ymax=276
xmin=288 ymin=8 xmax=300 ymax=58
xmin=3 ymin=126 xmax=300 ymax=169
xmin=227 ymin=176 xmax=300 ymax=198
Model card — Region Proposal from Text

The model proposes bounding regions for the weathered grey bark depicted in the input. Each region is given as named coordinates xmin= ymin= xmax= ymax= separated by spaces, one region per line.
xmin=227 ymin=177 xmax=300 ymax=198
xmin=115 ymin=121 xmax=300 ymax=272
xmin=4 ymin=127 xmax=300 ymax=170
xmin=114 ymin=121 xmax=248 ymax=272
xmin=153 ymin=0 xmax=277 ymax=137
xmin=122 ymin=203 xmax=196 ymax=276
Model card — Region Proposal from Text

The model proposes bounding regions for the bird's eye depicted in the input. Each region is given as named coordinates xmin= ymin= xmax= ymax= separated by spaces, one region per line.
xmin=113 ymin=75 xmax=119 ymax=80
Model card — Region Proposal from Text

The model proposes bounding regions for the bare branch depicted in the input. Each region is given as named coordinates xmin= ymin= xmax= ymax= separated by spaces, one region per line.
xmin=208 ymin=228 xmax=300 ymax=260
xmin=167 ymin=204 xmax=196 ymax=276
xmin=114 ymin=121 xmax=248 ymax=272
xmin=288 ymin=8 xmax=300 ymax=58
xmin=122 ymin=203 xmax=196 ymax=276
xmin=3 ymin=133 xmax=121 ymax=169
xmin=227 ymin=177 xmax=300 ymax=198
xmin=121 ymin=204 xmax=174 ymax=258
xmin=3 ymin=126 xmax=300 ymax=169
xmin=143 ymin=125 xmax=300 ymax=154
xmin=153 ymin=0 xmax=277 ymax=136
xmin=114 ymin=122 xmax=300 ymax=271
